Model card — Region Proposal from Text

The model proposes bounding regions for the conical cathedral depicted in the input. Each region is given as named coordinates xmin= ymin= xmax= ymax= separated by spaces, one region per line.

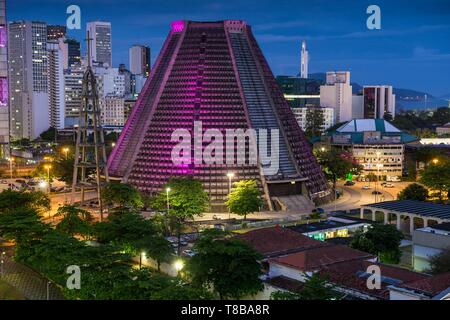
xmin=108 ymin=20 xmax=331 ymax=210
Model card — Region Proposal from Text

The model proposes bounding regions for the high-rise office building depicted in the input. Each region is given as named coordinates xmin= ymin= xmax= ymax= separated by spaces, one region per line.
xmin=320 ymin=71 xmax=353 ymax=124
xmin=108 ymin=20 xmax=330 ymax=210
xmin=64 ymin=66 xmax=83 ymax=127
xmin=129 ymin=45 xmax=151 ymax=76
xmin=363 ymin=86 xmax=396 ymax=119
xmin=86 ymin=21 xmax=112 ymax=67
xmin=100 ymin=95 xmax=125 ymax=126
xmin=300 ymin=40 xmax=308 ymax=79
xmin=65 ymin=38 xmax=81 ymax=68
xmin=47 ymin=40 xmax=65 ymax=129
xmin=0 ymin=0 xmax=9 ymax=158
xmin=47 ymin=25 xmax=66 ymax=41
xmin=8 ymin=21 xmax=49 ymax=139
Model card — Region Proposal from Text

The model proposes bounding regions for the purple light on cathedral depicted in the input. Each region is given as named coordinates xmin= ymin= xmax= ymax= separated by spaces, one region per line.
xmin=0 ymin=78 xmax=8 ymax=106
xmin=171 ymin=20 xmax=184 ymax=33
xmin=0 ymin=26 xmax=6 ymax=47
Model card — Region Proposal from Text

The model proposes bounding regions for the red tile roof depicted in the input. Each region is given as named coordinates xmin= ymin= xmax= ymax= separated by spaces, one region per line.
xmin=319 ymin=260 xmax=429 ymax=299
xmin=270 ymin=245 xmax=375 ymax=272
xmin=235 ymin=226 xmax=326 ymax=257
xmin=400 ymin=272 xmax=450 ymax=297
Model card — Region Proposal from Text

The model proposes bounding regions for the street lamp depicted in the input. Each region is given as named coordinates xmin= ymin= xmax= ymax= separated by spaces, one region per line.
xmin=7 ymin=157 xmax=14 ymax=185
xmin=166 ymin=187 xmax=171 ymax=215
xmin=226 ymin=172 xmax=235 ymax=219
xmin=432 ymin=158 xmax=439 ymax=165
xmin=174 ymin=259 xmax=184 ymax=275
xmin=46 ymin=281 xmax=51 ymax=300
xmin=62 ymin=147 xmax=69 ymax=160
xmin=0 ymin=251 xmax=5 ymax=277
xmin=111 ymin=142 xmax=116 ymax=148
xmin=139 ymin=251 xmax=145 ymax=269
xmin=321 ymin=147 xmax=326 ymax=152
xmin=44 ymin=164 xmax=52 ymax=193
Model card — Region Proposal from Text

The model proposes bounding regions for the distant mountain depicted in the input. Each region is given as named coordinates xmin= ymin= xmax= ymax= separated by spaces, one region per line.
xmin=307 ymin=72 xmax=433 ymax=101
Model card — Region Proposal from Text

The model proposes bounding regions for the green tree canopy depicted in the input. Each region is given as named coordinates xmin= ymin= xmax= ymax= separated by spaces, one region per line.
xmin=398 ymin=183 xmax=429 ymax=201
xmin=101 ymin=182 xmax=144 ymax=210
xmin=420 ymin=161 xmax=450 ymax=201
xmin=0 ymin=190 xmax=50 ymax=213
xmin=187 ymin=229 xmax=263 ymax=300
xmin=55 ymin=205 xmax=93 ymax=237
xmin=225 ymin=180 xmax=263 ymax=220
xmin=427 ymin=247 xmax=450 ymax=275
xmin=0 ymin=207 xmax=49 ymax=244
xmin=350 ymin=224 xmax=404 ymax=264
xmin=315 ymin=148 xmax=362 ymax=180
xmin=305 ymin=108 xmax=325 ymax=138
xmin=136 ymin=235 xmax=173 ymax=272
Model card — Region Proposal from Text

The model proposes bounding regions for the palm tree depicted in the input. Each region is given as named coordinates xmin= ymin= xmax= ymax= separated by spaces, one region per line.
xmin=55 ymin=205 xmax=93 ymax=237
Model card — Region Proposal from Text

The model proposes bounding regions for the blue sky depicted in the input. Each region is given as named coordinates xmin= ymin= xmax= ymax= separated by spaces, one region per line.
xmin=8 ymin=0 xmax=450 ymax=96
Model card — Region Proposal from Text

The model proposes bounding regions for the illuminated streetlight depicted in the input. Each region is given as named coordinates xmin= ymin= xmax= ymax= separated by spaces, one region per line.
xmin=139 ymin=251 xmax=145 ymax=269
xmin=62 ymin=147 xmax=69 ymax=160
xmin=432 ymin=158 xmax=439 ymax=165
xmin=7 ymin=157 xmax=14 ymax=184
xmin=174 ymin=259 xmax=184 ymax=275
xmin=111 ymin=142 xmax=116 ymax=148
xmin=166 ymin=187 xmax=171 ymax=215
xmin=226 ymin=172 xmax=235 ymax=220
xmin=44 ymin=164 xmax=52 ymax=193
xmin=321 ymin=147 xmax=326 ymax=152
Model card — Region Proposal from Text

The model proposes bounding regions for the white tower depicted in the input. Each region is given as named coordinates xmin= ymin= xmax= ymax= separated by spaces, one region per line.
xmin=300 ymin=40 xmax=309 ymax=79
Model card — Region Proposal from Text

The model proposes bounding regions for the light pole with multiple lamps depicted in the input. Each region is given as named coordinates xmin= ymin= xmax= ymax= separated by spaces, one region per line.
xmin=44 ymin=164 xmax=52 ymax=193
xmin=226 ymin=172 xmax=234 ymax=220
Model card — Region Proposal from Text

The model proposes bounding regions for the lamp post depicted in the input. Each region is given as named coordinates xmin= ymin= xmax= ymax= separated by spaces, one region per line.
xmin=226 ymin=172 xmax=235 ymax=220
xmin=62 ymin=147 xmax=69 ymax=160
xmin=432 ymin=158 xmax=439 ymax=165
xmin=46 ymin=281 xmax=51 ymax=300
xmin=8 ymin=157 xmax=13 ymax=187
xmin=111 ymin=142 xmax=116 ymax=148
xmin=0 ymin=251 xmax=5 ymax=278
xmin=174 ymin=259 xmax=184 ymax=276
xmin=166 ymin=187 xmax=171 ymax=215
xmin=44 ymin=164 xmax=52 ymax=193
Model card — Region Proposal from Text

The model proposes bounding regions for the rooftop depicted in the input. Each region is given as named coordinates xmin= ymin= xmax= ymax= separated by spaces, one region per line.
xmin=288 ymin=219 xmax=366 ymax=234
xmin=320 ymin=260 xmax=429 ymax=300
xmin=329 ymin=119 xmax=417 ymax=144
xmin=395 ymin=272 xmax=450 ymax=298
xmin=269 ymin=245 xmax=375 ymax=272
xmin=363 ymin=200 xmax=450 ymax=221
xmin=235 ymin=226 xmax=326 ymax=258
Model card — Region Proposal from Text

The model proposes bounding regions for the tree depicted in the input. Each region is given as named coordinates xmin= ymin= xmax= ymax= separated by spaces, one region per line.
xmin=39 ymin=127 xmax=57 ymax=142
xmin=151 ymin=178 xmax=208 ymax=253
xmin=398 ymin=183 xmax=429 ymax=201
xmin=54 ymin=205 xmax=93 ymax=237
xmin=350 ymin=224 xmax=404 ymax=264
xmin=420 ymin=161 xmax=450 ymax=201
xmin=0 ymin=190 xmax=50 ymax=214
xmin=305 ymin=108 xmax=325 ymax=138
xmin=427 ymin=247 xmax=450 ymax=275
xmin=136 ymin=235 xmax=173 ymax=272
xmin=271 ymin=273 xmax=339 ymax=300
xmin=187 ymin=229 xmax=263 ymax=300
xmin=0 ymin=207 xmax=49 ymax=244
xmin=53 ymin=155 xmax=75 ymax=185
xmin=93 ymin=210 xmax=156 ymax=251
xmin=315 ymin=148 xmax=362 ymax=181
xmin=225 ymin=180 xmax=263 ymax=220
xmin=101 ymin=182 xmax=144 ymax=210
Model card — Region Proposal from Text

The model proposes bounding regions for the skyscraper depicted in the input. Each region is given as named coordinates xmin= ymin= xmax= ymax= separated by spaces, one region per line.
xmin=86 ymin=21 xmax=112 ymax=67
xmin=320 ymin=71 xmax=353 ymax=124
xmin=363 ymin=86 xmax=396 ymax=119
xmin=63 ymin=66 xmax=83 ymax=127
xmin=65 ymin=38 xmax=81 ymax=68
xmin=108 ymin=20 xmax=330 ymax=210
xmin=8 ymin=21 xmax=49 ymax=139
xmin=47 ymin=25 xmax=66 ymax=41
xmin=129 ymin=45 xmax=151 ymax=76
xmin=300 ymin=40 xmax=308 ymax=79
xmin=47 ymin=40 xmax=65 ymax=129
xmin=0 ymin=0 xmax=9 ymax=157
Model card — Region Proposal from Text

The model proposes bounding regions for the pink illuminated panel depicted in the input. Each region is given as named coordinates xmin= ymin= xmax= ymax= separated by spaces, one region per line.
xmin=171 ymin=20 xmax=185 ymax=33
xmin=0 ymin=78 xmax=7 ymax=106
xmin=0 ymin=26 xmax=5 ymax=47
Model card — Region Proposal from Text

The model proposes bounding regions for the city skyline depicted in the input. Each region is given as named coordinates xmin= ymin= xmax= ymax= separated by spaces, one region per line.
xmin=8 ymin=0 xmax=450 ymax=97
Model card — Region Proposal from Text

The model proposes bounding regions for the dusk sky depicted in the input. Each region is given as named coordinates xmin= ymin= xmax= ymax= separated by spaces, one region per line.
xmin=9 ymin=0 xmax=450 ymax=96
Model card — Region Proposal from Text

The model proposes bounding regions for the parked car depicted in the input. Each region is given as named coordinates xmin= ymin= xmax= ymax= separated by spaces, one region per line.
xmin=183 ymin=249 xmax=196 ymax=257
xmin=344 ymin=180 xmax=355 ymax=186
xmin=371 ymin=191 xmax=382 ymax=195
xmin=362 ymin=185 xmax=372 ymax=190
xmin=384 ymin=183 xmax=394 ymax=188
xmin=312 ymin=208 xmax=325 ymax=214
